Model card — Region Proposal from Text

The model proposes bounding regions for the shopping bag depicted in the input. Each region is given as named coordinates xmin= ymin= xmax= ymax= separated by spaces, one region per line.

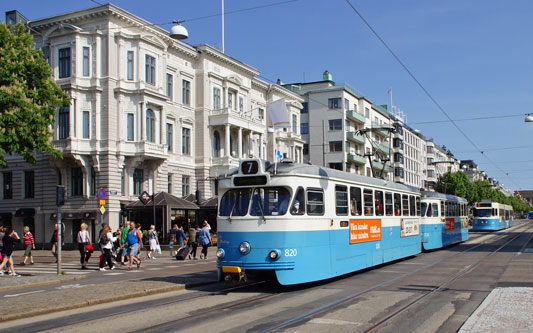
xmin=155 ymin=244 xmax=162 ymax=255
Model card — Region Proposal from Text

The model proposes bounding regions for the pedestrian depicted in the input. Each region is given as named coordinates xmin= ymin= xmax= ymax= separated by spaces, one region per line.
xmin=119 ymin=222 xmax=130 ymax=265
xmin=0 ymin=228 xmax=21 ymax=276
xmin=126 ymin=221 xmax=141 ymax=270
xmin=98 ymin=225 xmax=117 ymax=271
xmin=187 ymin=223 xmax=198 ymax=260
xmin=176 ymin=225 xmax=186 ymax=249
xmin=21 ymin=226 xmax=35 ymax=265
xmin=169 ymin=224 xmax=178 ymax=257
xmin=0 ymin=225 xmax=5 ymax=253
xmin=197 ymin=221 xmax=211 ymax=260
xmin=135 ymin=223 xmax=144 ymax=261
xmin=147 ymin=225 xmax=159 ymax=259
xmin=77 ymin=223 xmax=92 ymax=269
xmin=50 ymin=223 xmax=58 ymax=262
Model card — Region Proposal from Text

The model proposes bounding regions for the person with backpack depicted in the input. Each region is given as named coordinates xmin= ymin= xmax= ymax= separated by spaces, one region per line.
xmin=98 ymin=225 xmax=116 ymax=271
xmin=21 ymin=226 xmax=35 ymax=265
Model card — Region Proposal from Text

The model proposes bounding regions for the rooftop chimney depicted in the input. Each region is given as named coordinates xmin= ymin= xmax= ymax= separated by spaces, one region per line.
xmin=323 ymin=70 xmax=332 ymax=81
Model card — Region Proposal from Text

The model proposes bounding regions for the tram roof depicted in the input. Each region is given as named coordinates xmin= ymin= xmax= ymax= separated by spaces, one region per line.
xmin=421 ymin=191 xmax=467 ymax=203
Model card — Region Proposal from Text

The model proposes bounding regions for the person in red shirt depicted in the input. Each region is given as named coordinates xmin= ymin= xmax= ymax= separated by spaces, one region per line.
xmin=50 ymin=223 xmax=58 ymax=262
xmin=21 ymin=226 xmax=35 ymax=265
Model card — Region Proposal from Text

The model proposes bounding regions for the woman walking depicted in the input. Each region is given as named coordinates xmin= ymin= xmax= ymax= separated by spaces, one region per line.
xmin=197 ymin=221 xmax=212 ymax=260
xmin=21 ymin=226 xmax=35 ymax=265
xmin=77 ymin=223 xmax=92 ymax=269
xmin=147 ymin=225 xmax=159 ymax=259
xmin=187 ymin=224 xmax=198 ymax=260
xmin=99 ymin=225 xmax=116 ymax=271
xmin=0 ymin=228 xmax=21 ymax=276
xmin=126 ymin=221 xmax=141 ymax=270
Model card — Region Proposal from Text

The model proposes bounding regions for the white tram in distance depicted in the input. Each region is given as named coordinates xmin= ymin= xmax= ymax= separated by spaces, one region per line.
xmin=420 ymin=191 xmax=469 ymax=250
xmin=472 ymin=200 xmax=514 ymax=231
xmin=216 ymin=159 xmax=428 ymax=285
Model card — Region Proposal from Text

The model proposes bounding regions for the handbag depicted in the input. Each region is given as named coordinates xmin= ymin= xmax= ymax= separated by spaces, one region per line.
xmin=85 ymin=243 xmax=94 ymax=253
xmin=155 ymin=244 xmax=162 ymax=255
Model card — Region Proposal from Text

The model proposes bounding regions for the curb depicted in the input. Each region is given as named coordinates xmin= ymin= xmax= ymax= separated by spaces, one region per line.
xmin=0 ymin=275 xmax=87 ymax=293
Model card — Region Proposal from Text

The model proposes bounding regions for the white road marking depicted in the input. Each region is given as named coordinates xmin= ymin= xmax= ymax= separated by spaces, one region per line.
xmin=104 ymin=272 xmax=124 ymax=276
xmin=147 ymin=268 xmax=161 ymax=271
xmin=4 ymin=290 xmax=45 ymax=298
xmin=13 ymin=270 xmax=88 ymax=275
xmin=396 ymin=262 xmax=425 ymax=265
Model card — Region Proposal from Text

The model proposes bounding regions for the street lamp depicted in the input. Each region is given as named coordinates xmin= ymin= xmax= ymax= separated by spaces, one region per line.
xmin=169 ymin=21 xmax=189 ymax=40
xmin=524 ymin=113 xmax=533 ymax=122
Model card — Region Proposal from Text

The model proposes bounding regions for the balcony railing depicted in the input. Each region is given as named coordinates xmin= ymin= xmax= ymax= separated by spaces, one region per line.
xmin=371 ymin=121 xmax=390 ymax=137
xmin=346 ymin=110 xmax=366 ymax=124
xmin=347 ymin=131 xmax=365 ymax=145
xmin=372 ymin=160 xmax=393 ymax=172
xmin=375 ymin=142 xmax=391 ymax=155
xmin=347 ymin=152 xmax=366 ymax=165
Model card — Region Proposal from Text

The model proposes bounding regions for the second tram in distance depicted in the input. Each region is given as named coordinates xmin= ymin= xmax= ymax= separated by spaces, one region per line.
xmin=216 ymin=159 xmax=468 ymax=285
xmin=472 ymin=200 xmax=514 ymax=231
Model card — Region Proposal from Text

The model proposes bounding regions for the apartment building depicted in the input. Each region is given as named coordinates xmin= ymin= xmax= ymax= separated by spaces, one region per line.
xmin=0 ymin=4 xmax=303 ymax=243
xmin=391 ymin=118 xmax=425 ymax=189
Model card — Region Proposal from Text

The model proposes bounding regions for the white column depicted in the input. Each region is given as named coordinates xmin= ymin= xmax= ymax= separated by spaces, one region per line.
xmin=225 ymin=124 xmax=230 ymax=157
xmin=238 ymin=127 xmax=242 ymax=158
xmin=258 ymin=133 xmax=263 ymax=158
xmin=160 ymin=107 xmax=166 ymax=145
xmin=140 ymin=102 xmax=145 ymax=141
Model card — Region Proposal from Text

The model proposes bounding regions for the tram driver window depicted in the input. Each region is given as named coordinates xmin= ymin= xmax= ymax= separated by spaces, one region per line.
xmin=394 ymin=193 xmax=401 ymax=216
xmin=364 ymin=189 xmax=374 ymax=216
xmin=335 ymin=185 xmax=348 ymax=216
xmin=375 ymin=190 xmax=384 ymax=216
xmin=250 ymin=187 xmax=290 ymax=216
xmin=421 ymin=202 xmax=429 ymax=217
xmin=219 ymin=189 xmax=251 ymax=216
xmin=385 ymin=192 xmax=393 ymax=216
xmin=350 ymin=187 xmax=362 ymax=216
xmin=402 ymin=194 xmax=409 ymax=216
xmin=432 ymin=203 xmax=439 ymax=217
xmin=291 ymin=187 xmax=305 ymax=215
xmin=307 ymin=189 xmax=324 ymax=215
xmin=441 ymin=202 xmax=445 ymax=217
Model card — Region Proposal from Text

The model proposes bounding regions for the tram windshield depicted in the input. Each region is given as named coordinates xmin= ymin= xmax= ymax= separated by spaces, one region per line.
xmin=219 ymin=187 xmax=291 ymax=217
xmin=219 ymin=189 xmax=251 ymax=216
xmin=474 ymin=208 xmax=492 ymax=217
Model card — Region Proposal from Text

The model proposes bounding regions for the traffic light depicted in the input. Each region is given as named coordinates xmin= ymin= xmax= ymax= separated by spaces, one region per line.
xmin=56 ymin=185 xmax=65 ymax=206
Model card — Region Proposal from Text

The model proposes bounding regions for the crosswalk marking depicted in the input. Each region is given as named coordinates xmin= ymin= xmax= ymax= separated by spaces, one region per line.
xmin=104 ymin=272 xmax=124 ymax=276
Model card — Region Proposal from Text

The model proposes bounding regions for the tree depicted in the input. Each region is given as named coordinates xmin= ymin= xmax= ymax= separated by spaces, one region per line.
xmin=0 ymin=23 xmax=69 ymax=167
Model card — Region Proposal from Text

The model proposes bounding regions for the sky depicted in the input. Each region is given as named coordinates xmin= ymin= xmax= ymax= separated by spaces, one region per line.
xmin=2 ymin=0 xmax=533 ymax=191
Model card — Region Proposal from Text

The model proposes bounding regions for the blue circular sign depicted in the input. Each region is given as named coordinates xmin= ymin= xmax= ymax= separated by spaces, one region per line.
xmin=98 ymin=188 xmax=107 ymax=200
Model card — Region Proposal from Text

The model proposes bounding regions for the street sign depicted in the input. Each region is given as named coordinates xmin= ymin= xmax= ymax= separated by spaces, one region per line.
xmin=98 ymin=188 xmax=107 ymax=200
xmin=99 ymin=199 xmax=106 ymax=206
xmin=100 ymin=206 xmax=106 ymax=214
xmin=109 ymin=190 xmax=118 ymax=195
xmin=139 ymin=191 xmax=151 ymax=205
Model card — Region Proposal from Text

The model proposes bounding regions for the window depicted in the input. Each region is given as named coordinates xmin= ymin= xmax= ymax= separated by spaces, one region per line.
xmin=182 ymin=128 xmax=191 ymax=155
xmin=329 ymin=141 xmax=342 ymax=152
xmin=58 ymin=47 xmax=71 ymax=78
xmin=166 ymin=123 xmax=173 ymax=151
xmin=328 ymin=98 xmax=341 ymax=109
xmin=82 ymin=47 xmax=90 ymax=77
xmin=127 ymin=113 xmax=134 ymax=141
xmin=258 ymin=108 xmax=264 ymax=120
xmin=182 ymin=176 xmax=190 ymax=195
xmin=402 ymin=194 xmax=409 ymax=216
xmin=375 ymin=190 xmax=384 ymax=216
xmin=213 ymin=131 xmax=220 ymax=157
xmin=301 ymin=102 xmax=308 ymax=113
xmin=133 ymin=169 xmax=143 ymax=195
xmin=58 ymin=106 xmax=70 ymax=139
xmin=303 ymin=144 xmax=309 ymax=155
xmin=365 ymin=107 xmax=370 ymax=118
xmin=291 ymin=187 xmax=305 ymax=215
xmin=166 ymin=74 xmax=173 ymax=98
xmin=344 ymin=98 xmax=350 ymax=110
xmin=90 ymin=167 xmax=96 ymax=196
xmin=328 ymin=119 xmax=342 ymax=131
xmin=220 ymin=189 xmax=251 ymax=217
xmin=228 ymin=93 xmax=233 ymax=109
xmin=300 ymin=123 xmax=309 ymax=134
xmin=121 ymin=169 xmax=125 ymax=196
xmin=307 ymin=189 xmax=324 ymax=215
xmin=395 ymin=167 xmax=404 ymax=178
xmin=82 ymin=111 xmax=90 ymax=139
xmin=292 ymin=115 xmax=298 ymax=133
xmin=182 ymin=79 xmax=190 ymax=105
xmin=410 ymin=195 xmax=416 ymax=216
xmin=250 ymin=187 xmax=291 ymax=216
xmin=24 ymin=171 xmax=34 ymax=199
xmin=394 ymin=153 xmax=403 ymax=163
xmin=71 ymin=167 xmax=83 ymax=196
xmin=3 ymin=172 xmax=12 ymax=199
xmin=394 ymin=193 xmax=401 ymax=216
xmin=385 ymin=192 xmax=393 ymax=216
xmin=335 ymin=185 xmax=348 ymax=215
xmin=363 ymin=189 xmax=374 ymax=216
xmin=329 ymin=163 xmax=343 ymax=170
xmin=145 ymin=54 xmax=156 ymax=85
xmin=146 ymin=109 xmax=155 ymax=142
xmin=168 ymin=174 xmax=172 ymax=193
xmin=350 ymin=187 xmax=362 ymax=216
xmin=213 ymin=87 xmax=221 ymax=109
xmin=127 ymin=51 xmax=134 ymax=80
xmin=239 ymin=96 xmax=244 ymax=112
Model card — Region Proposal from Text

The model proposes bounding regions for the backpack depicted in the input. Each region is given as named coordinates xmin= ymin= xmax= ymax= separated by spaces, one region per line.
xmin=99 ymin=233 xmax=109 ymax=246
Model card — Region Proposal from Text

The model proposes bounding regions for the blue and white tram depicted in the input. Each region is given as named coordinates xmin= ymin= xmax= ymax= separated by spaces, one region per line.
xmin=420 ymin=191 xmax=468 ymax=250
xmin=472 ymin=201 xmax=514 ymax=231
xmin=216 ymin=159 xmax=423 ymax=285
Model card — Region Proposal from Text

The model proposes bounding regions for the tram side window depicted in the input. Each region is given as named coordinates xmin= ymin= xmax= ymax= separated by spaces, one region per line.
xmin=364 ymin=189 xmax=374 ymax=216
xmin=385 ymin=192 xmax=393 ymax=216
xmin=335 ymin=185 xmax=348 ymax=216
xmin=409 ymin=196 xmax=416 ymax=216
xmin=421 ymin=202 xmax=428 ymax=217
xmin=402 ymin=194 xmax=409 ymax=216
xmin=432 ymin=203 xmax=439 ymax=217
xmin=441 ymin=202 xmax=445 ymax=217
xmin=291 ymin=187 xmax=305 ymax=215
xmin=375 ymin=191 xmax=384 ymax=216
xmin=416 ymin=197 xmax=421 ymax=216
xmin=219 ymin=189 xmax=251 ymax=216
xmin=394 ymin=193 xmax=401 ymax=216
xmin=350 ymin=187 xmax=362 ymax=216
xmin=307 ymin=189 xmax=324 ymax=215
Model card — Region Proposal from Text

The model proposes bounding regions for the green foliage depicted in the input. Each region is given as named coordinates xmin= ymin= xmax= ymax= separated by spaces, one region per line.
xmin=0 ymin=23 xmax=69 ymax=167
xmin=435 ymin=172 xmax=532 ymax=212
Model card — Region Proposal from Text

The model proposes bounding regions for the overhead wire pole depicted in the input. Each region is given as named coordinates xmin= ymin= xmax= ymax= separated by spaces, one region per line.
xmin=221 ymin=0 xmax=225 ymax=53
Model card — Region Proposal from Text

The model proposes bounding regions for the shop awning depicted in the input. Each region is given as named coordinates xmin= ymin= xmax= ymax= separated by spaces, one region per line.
xmin=127 ymin=192 xmax=199 ymax=210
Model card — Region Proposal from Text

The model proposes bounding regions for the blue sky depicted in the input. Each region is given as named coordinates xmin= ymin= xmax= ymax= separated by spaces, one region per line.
xmin=2 ymin=0 xmax=533 ymax=191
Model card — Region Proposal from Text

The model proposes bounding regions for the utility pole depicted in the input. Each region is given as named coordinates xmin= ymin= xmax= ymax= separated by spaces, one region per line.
xmin=56 ymin=185 xmax=65 ymax=275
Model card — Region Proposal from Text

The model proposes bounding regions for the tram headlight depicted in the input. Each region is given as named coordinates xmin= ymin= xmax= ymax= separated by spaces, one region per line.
xmin=269 ymin=250 xmax=281 ymax=261
xmin=239 ymin=241 xmax=251 ymax=255
xmin=216 ymin=249 xmax=225 ymax=259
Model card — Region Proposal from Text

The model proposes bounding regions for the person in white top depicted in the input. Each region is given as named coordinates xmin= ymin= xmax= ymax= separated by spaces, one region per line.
xmin=99 ymin=225 xmax=117 ymax=271
xmin=77 ymin=223 xmax=92 ymax=269
xmin=147 ymin=225 xmax=159 ymax=259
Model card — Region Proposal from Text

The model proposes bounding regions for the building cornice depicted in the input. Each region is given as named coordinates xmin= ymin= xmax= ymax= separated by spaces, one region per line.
xmin=196 ymin=44 xmax=260 ymax=77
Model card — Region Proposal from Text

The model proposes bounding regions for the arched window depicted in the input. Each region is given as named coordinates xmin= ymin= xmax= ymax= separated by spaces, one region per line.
xmin=146 ymin=109 xmax=155 ymax=142
xmin=213 ymin=131 xmax=220 ymax=157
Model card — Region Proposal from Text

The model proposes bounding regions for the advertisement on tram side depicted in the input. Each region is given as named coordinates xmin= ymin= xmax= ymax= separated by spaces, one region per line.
xmin=400 ymin=218 xmax=419 ymax=237
xmin=350 ymin=219 xmax=382 ymax=243
xmin=445 ymin=218 xmax=455 ymax=231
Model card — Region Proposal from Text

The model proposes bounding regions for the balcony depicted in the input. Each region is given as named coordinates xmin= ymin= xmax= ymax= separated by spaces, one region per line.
xmin=209 ymin=107 xmax=265 ymax=133
xmin=371 ymin=122 xmax=390 ymax=137
xmin=54 ymin=138 xmax=96 ymax=155
xmin=372 ymin=160 xmax=393 ymax=172
xmin=347 ymin=131 xmax=365 ymax=145
xmin=346 ymin=110 xmax=366 ymax=124
xmin=347 ymin=153 xmax=366 ymax=165
xmin=134 ymin=141 xmax=168 ymax=159
xmin=375 ymin=142 xmax=391 ymax=155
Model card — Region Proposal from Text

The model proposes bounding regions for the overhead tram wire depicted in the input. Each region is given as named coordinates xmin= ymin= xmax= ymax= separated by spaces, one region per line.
xmin=410 ymin=114 xmax=525 ymax=125
xmin=342 ymin=0 xmax=520 ymax=189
